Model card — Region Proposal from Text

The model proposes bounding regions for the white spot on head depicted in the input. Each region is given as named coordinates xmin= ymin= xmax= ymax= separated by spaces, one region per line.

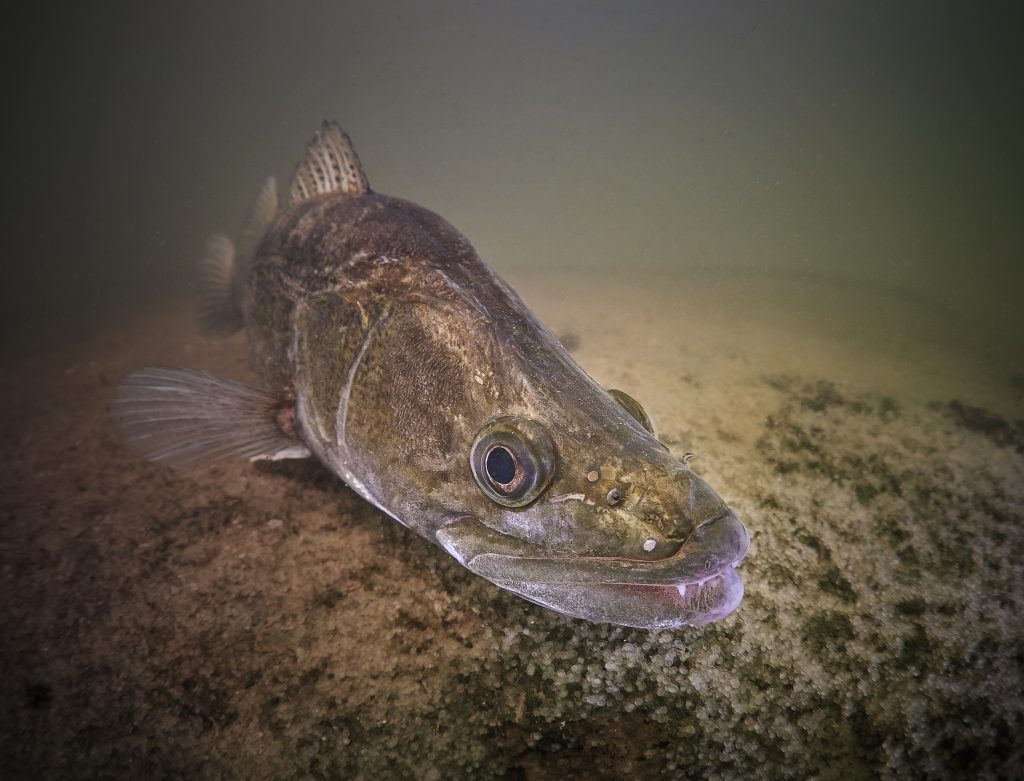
xmin=643 ymin=538 xmax=657 ymax=552
xmin=549 ymin=493 xmax=585 ymax=504
xmin=676 ymin=582 xmax=687 ymax=598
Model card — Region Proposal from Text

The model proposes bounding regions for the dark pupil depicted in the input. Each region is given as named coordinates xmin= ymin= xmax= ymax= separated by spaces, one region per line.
xmin=485 ymin=446 xmax=517 ymax=487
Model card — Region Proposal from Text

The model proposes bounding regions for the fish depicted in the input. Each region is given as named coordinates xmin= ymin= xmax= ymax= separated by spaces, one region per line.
xmin=113 ymin=122 xmax=750 ymax=629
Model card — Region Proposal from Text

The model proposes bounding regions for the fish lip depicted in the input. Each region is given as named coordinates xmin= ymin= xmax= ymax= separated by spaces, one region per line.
xmin=436 ymin=509 xmax=750 ymax=590
xmin=516 ymin=570 xmax=746 ymax=628
xmin=437 ymin=512 xmax=749 ymax=627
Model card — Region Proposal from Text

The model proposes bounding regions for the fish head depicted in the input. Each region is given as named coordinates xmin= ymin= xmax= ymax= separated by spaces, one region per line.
xmin=307 ymin=284 xmax=750 ymax=630
xmin=435 ymin=360 xmax=750 ymax=630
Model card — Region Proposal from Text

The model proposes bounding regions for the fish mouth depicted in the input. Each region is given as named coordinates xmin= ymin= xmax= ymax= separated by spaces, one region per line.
xmin=436 ymin=509 xmax=750 ymax=629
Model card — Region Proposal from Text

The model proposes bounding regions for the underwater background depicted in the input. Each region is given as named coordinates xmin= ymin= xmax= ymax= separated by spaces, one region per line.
xmin=2 ymin=1 xmax=1021 ymax=779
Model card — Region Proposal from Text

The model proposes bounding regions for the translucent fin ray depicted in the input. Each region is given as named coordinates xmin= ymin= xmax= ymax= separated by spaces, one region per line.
xmin=197 ymin=235 xmax=243 ymax=337
xmin=238 ymin=176 xmax=278 ymax=259
xmin=113 ymin=369 xmax=309 ymax=468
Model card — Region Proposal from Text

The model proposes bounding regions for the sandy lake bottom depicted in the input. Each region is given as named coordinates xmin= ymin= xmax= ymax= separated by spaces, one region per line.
xmin=1 ymin=268 xmax=1021 ymax=779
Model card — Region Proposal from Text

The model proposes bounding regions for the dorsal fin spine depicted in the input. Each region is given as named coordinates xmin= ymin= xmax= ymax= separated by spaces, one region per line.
xmin=289 ymin=121 xmax=370 ymax=205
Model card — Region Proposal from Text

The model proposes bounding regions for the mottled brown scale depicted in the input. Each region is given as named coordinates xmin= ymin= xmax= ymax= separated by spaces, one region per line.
xmin=250 ymin=189 xmax=723 ymax=537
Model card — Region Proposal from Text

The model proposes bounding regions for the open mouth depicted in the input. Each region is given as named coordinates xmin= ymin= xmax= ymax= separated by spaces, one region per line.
xmin=437 ymin=510 xmax=750 ymax=629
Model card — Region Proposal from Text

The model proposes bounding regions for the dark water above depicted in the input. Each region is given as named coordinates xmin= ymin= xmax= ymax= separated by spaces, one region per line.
xmin=8 ymin=1 xmax=1023 ymax=361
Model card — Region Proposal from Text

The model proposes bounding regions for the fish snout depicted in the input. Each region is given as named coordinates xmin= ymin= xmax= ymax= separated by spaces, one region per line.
xmin=665 ymin=468 xmax=732 ymax=540
xmin=621 ymin=506 xmax=749 ymax=585
xmin=675 ymin=507 xmax=750 ymax=577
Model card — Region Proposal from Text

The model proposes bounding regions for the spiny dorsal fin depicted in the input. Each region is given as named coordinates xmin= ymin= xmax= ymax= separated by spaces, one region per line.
xmin=238 ymin=175 xmax=278 ymax=257
xmin=289 ymin=121 xmax=369 ymax=204
xmin=197 ymin=235 xmax=242 ymax=337
xmin=113 ymin=368 xmax=310 ymax=467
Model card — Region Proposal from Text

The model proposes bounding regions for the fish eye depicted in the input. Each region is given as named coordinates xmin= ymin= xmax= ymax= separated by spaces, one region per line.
xmin=471 ymin=416 xmax=556 ymax=507
xmin=607 ymin=388 xmax=656 ymax=436
xmin=485 ymin=445 xmax=518 ymax=486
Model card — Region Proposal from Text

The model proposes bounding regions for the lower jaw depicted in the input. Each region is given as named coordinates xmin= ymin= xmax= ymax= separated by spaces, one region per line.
xmin=495 ymin=567 xmax=745 ymax=630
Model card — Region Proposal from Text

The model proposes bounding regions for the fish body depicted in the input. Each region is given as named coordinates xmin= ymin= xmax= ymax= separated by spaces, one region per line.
xmin=116 ymin=123 xmax=749 ymax=629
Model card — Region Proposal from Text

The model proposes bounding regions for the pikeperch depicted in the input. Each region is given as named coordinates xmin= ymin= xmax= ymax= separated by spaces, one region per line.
xmin=114 ymin=122 xmax=750 ymax=629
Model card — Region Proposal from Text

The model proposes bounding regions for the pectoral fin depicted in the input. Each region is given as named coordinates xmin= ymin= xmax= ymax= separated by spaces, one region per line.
xmin=112 ymin=368 xmax=310 ymax=467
